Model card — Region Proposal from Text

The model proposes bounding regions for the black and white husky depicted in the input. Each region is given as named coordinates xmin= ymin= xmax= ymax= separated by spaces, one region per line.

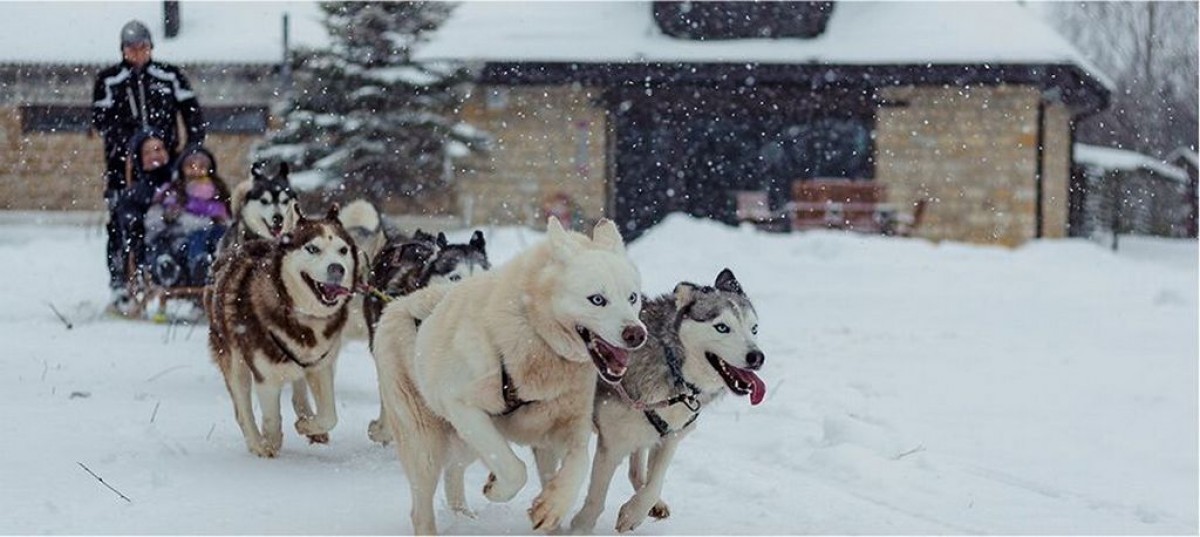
xmin=214 ymin=161 xmax=298 ymax=258
xmin=569 ymin=268 xmax=767 ymax=533
xmin=363 ymin=229 xmax=490 ymax=444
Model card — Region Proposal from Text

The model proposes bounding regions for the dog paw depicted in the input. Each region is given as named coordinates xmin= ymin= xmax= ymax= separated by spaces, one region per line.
xmin=615 ymin=499 xmax=650 ymax=533
xmin=264 ymin=431 xmax=284 ymax=453
xmin=482 ymin=466 xmax=526 ymax=503
xmin=648 ymin=500 xmax=671 ymax=520
xmin=306 ymin=433 xmax=329 ymax=444
xmin=367 ymin=418 xmax=393 ymax=445
xmin=449 ymin=504 xmax=476 ymax=519
xmin=567 ymin=520 xmax=596 ymax=535
xmin=528 ymin=491 xmax=570 ymax=533
xmin=248 ymin=439 xmax=278 ymax=458
xmin=295 ymin=416 xmax=334 ymax=437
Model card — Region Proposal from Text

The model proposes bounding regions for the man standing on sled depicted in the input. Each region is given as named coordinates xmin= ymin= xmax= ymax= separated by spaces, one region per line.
xmin=92 ymin=19 xmax=207 ymax=313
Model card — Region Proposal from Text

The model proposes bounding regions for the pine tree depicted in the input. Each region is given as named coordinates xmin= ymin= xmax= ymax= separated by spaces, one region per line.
xmin=256 ymin=2 xmax=488 ymax=211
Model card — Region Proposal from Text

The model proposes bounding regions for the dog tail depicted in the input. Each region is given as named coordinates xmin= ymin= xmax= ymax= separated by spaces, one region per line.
xmin=373 ymin=295 xmax=452 ymax=527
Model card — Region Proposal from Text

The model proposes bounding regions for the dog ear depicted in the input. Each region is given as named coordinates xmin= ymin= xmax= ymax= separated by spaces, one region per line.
xmin=470 ymin=230 xmax=486 ymax=252
xmin=278 ymin=161 xmax=290 ymax=179
xmin=547 ymin=215 xmax=581 ymax=262
xmin=325 ymin=203 xmax=340 ymax=221
xmin=590 ymin=218 xmax=626 ymax=254
xmin=251 ymin=161 xmax=268 ymax=182
xmin=674 ymin=282 xmax=699 ymax=310
xmin=436 ymin=232 xmax=449 ymax=249
xmin=714 ymin=268 xmax=744 ymax=296
xmin=412 ymin=229 xmax=434 ymax=243
xmin=291 ymin=203 xmax=306 ymax=224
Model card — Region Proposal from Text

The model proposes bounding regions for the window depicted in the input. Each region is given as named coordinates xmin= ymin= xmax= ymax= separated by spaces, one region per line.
xmin=759 ymin=117 xmax=875 ymax=181
xmin=206 ymin=106 xmax=268 ymax=134
xmin=21 ymin=105 xmax=91 ymax=134
xmin=20 ymin=105 xmax=269 ymax=135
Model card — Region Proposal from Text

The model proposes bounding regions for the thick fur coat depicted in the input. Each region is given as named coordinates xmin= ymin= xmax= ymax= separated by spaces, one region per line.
xmin=363 ymin=229 xmax=490 ymax=444
xmin=373 ymin=217 xmax=646 ymax=534
xmin=569 ymin=269 xmax=766 ymax=533
xmin=207 ymin=206 xmax=358 ymax=457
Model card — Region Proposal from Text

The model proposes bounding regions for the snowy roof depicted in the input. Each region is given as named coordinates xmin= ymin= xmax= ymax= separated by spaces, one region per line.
xmin=0 ymin=2 xmax=329 ymax=65
xmin=1075 ymin=143 xmax=1190 ymax=184
xmin=416 ymin=1 xmax=1113 ymax=89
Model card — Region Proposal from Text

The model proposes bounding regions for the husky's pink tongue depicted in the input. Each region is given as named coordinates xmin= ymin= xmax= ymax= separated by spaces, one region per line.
xmin=748 ymin=371 xmax=766 ymax=405
xmin=731 ymin=367 xmax=767 ymax=406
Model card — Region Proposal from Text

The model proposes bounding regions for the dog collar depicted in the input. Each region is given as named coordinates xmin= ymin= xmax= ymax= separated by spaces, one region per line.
xmin=268 ymin=330 xmax=331 ymax=370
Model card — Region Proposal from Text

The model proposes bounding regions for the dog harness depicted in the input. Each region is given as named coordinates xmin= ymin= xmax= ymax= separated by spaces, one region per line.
xmin=268 ymin=331 xmax=332 ymax=370
xmin=357 ymin=282 xmax=394 ymax=303
xmin=499 ymin=359 xmax=534 ymax=416
xmin=611 ymin=343 xmax=703 ymax=437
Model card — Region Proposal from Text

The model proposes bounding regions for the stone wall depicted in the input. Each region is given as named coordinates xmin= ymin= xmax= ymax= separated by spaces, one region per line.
xmin=454 ymin=85 xmax=608 ymax=229
xmin=875 ymin=84 xmax=1071 ymax=245
xmin=2 ymin=64 xmax=1077 ymax=245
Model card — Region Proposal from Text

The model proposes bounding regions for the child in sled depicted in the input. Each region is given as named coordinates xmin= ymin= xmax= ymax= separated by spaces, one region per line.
xmin=143 ymin=145 xmax=232 ymax=287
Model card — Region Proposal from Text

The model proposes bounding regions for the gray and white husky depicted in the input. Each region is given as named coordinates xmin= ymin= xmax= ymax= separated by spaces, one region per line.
xmin=569 ymin=268 xmax=767 ymax=533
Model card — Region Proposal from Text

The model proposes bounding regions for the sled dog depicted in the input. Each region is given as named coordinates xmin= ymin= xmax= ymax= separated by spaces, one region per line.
xmin=362 ymin=229 xmax=490 ymax=343
xmin=338 ymin=198 xmax=387 ymax=264
xmin=207 ymin=204 xmax=358 ymax=457
xmin=569 ymin=268 xmax=767 ymax=533
xmin=373 ymin=217 xmax=646 ymax=534
xmin=214 ymin=161 xmax=299 ymax=258
xmin=364 ymin=228 xmax=491 ymax=444
xmin=336 ymin=198 xmax=388 ymax=342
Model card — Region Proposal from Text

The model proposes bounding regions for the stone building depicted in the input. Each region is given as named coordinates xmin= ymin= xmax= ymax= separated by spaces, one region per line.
xmin=419 ymin=1 xmax=1111 ymax=245
xmin=0 ymin=2 xmax=324 ymax=213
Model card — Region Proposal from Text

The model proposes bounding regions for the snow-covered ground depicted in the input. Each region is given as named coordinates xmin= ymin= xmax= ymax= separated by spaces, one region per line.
xmin=0 ymin=215 xmax=1195 ymax=534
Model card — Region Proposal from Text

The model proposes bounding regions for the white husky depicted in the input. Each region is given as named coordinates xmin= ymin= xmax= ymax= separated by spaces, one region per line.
xmin=373 ymin=217 xmax=647 ymax=534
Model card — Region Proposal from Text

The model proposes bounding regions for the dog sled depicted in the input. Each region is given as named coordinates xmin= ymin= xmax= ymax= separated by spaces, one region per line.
xmin=117 ymin=253 xmax=209 ymax=323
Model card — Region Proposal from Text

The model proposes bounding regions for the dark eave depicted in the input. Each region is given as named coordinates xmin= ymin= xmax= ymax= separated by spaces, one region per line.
xmin=479 ymin=62 xmax=1109 ymax=117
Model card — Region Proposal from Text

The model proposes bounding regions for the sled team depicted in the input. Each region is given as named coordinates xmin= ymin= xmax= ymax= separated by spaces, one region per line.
xmin=203 ymin=163 xmax=768 ymax=534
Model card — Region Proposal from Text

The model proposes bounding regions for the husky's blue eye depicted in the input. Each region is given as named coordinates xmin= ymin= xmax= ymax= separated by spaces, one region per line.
xmin=714 ymin=323 xmax=730 ymax=334
xmin=305 ymin=244 xmax=319 ymax=254
xmin=628 ymin=293 xmax=638 ymax=305
xmin=588 ymin=294 xmax=607 ymax=307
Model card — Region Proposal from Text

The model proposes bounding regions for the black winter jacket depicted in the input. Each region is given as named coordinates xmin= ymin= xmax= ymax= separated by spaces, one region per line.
xmin=92 ymin=59 xmax=206 ymax=195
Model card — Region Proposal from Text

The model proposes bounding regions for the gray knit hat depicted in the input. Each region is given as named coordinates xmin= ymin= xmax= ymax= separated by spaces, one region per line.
xmin=120 ymin=20 xmax=153 ymax=47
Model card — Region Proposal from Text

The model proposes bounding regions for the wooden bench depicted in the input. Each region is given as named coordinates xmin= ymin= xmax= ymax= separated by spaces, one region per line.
xmin=789 ymin=179 xmax=926 ymax=236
